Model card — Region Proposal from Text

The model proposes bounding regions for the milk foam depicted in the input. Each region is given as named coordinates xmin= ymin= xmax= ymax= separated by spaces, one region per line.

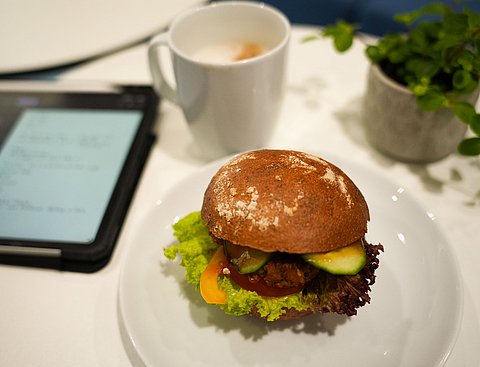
xmin=193 ymin=42 xmax=266 ymax=63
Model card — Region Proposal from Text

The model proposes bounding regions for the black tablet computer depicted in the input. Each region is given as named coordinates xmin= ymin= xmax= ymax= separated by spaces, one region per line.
xmin=0 ymin=81 xmax=160 ymax=272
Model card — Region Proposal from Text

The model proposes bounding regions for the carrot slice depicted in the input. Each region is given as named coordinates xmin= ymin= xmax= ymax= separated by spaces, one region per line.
xmin=200 ymin=246 xmax=227 ymax=304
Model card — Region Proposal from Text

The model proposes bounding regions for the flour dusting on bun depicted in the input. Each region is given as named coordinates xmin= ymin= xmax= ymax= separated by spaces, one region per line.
xmin=201 ymin=149 xmax=370 ymax=254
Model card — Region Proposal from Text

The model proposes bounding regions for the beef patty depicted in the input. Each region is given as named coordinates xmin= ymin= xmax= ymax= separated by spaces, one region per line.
xmin=257 ymin=254 xmax=321 ymax=288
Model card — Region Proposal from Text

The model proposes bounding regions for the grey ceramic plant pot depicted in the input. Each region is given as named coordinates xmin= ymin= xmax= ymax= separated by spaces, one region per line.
xmin=363 ymin=64 xmax=480 ymax=163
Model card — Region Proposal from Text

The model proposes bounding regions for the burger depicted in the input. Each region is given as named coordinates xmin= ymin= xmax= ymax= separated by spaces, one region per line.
xmin=164 ymin=149 xmax=383 ymax=321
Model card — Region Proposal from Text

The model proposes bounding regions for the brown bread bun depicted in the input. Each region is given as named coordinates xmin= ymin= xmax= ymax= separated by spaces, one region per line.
xmin=201 ymin=149 xmax=370 ymax=254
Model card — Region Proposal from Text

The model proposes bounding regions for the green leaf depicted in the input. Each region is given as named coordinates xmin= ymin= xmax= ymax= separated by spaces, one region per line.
xmin=444 ymin=13 xmax=468 ymax=35
xmin=301 ymin=34 xmax=321 ymax=43
xmin=470 ymin=115 xmax=480 ymax=136
xmin=394 ymin=11 xmax=422 ymax=27
xmin=455 ymin=78 xmax=479 ymax=94
xmin=416 ymin=90 xmax=446 ymax=111
xmin=466 ymin=8 xmax=480 ymax=29
xmin=433 ymin=34 xmax=464 ymax=51
xmin=452 ymin=70 xmax=473 ymax=90
xmin=395 ymin=3 xmax=448 ymax=28
xmin=365 ymin=45 xmax=383 ymax=63
xmin=458 ymin=137 xmax=480 ymax=156
xmin=421 ymin=2 xmax=450 ymax=16
xmin=375 ymin=33 xmax=403 ymax=57
xmin=334 ymin=32 xmax=354 ymax=52
xmin=472 ymin=51 xmax=480 ymax=71
xmin=406 ymin=58 xmax=440 ymax=79
xmin=410 ymin=25 xmax=430 ymax=52
xmin=388 ymin=45 xmax=410 ymax=63
xmin=452 ymin=101 xmax=477 ymax=124
xmin=422 ymin=21 xmax=442 ymax=39
xmin=457 ymin=49 xmax=475 ymax=72
xmin=411 ymin=83 xmax=429 ymax=96
xmin=393 ymin=3 xmax=444 ymax=32
xmin=323 ymin=21 xmax=357 ymax=53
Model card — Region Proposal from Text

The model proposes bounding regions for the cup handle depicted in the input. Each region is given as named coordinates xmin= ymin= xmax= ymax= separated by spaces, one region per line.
xmin=148 ymin=33 xmax=179 ymax=104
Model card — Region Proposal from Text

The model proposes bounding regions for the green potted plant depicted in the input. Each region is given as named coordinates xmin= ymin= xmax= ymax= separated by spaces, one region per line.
xmin=306 ymin=3 xmax=480 ymax=163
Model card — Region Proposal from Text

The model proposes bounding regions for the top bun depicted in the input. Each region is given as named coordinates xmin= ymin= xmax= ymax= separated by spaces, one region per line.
xmin=201 ymin=150 xmax=369 ymax=253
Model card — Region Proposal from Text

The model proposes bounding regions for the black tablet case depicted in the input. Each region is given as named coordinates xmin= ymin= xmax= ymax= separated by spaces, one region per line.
xmin=0 ymin=84 xmax=160 ymax=272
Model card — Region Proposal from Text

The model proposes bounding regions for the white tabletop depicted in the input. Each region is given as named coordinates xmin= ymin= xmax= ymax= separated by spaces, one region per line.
xmin=1 ymin=26 xmax=479 ymax=367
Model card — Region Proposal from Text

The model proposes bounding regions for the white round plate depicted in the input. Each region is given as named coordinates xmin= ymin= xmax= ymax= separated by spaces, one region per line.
xmin=118 ymin=154 xmax=463 ymax=367
xmin=0 ymin=0 xmax=201 ymax=74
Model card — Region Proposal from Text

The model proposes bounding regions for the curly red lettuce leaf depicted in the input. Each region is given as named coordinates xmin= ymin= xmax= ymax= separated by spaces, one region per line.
xmin=306 ymin=241 xmax=384 ymax=316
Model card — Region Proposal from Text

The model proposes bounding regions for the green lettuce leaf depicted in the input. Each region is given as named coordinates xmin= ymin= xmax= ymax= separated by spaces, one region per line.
xmin=218 ymin=276 xmax=316 ymax=321
xmin=164 ymin=211 xmax=218 ymax=287
xmin=164 ymin=211 xmax=316 ymax=321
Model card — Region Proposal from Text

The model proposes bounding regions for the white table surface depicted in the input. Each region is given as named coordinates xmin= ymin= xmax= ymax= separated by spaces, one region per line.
xmin=1 ymin=26 xmax=479 ymax=367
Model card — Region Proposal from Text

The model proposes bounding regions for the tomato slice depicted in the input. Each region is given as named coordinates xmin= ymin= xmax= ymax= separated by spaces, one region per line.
xmin=226 ymin=263 xmax=303 ymax=297
xmin=200 ymin=246 xmax=304 ymax=301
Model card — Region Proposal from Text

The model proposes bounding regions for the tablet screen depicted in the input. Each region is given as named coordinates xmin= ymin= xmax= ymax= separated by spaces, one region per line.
xmin=0 ymin=108 xmax=143 ymax=244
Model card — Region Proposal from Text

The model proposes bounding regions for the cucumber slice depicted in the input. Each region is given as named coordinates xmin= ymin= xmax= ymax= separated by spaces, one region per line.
xmin=302 ymin=239 xmax=367 ymax=275
xmin=224 ymin=242 xmax=272 ymax=274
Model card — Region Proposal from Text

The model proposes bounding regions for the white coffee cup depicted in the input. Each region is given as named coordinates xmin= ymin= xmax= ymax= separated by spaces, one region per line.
xmin=148 ymin=1 xmax=290 ymax=160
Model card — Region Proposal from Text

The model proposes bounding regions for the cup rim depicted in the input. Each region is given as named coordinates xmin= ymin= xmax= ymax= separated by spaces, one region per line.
xmin=165 ymin=1 xmax=291 ymax=67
